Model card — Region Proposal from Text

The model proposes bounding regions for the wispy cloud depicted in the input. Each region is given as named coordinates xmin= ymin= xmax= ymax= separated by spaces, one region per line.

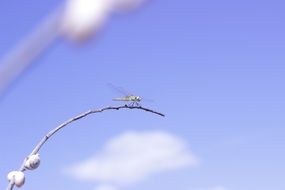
xmin=64 ymin=131 xmax=198 ymax=188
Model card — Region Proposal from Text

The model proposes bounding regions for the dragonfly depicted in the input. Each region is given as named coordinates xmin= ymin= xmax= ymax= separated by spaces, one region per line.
xmin=108 ymin=83 xmax=144 ymax=106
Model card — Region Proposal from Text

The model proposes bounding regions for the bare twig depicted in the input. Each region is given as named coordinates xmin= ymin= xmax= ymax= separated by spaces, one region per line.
xmin=6 ymin=104 xmax=165 ymax=190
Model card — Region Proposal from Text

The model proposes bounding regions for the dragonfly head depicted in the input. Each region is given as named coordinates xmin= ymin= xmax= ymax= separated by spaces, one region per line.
xmin=135 ymin=96 xmax=141 ymax=102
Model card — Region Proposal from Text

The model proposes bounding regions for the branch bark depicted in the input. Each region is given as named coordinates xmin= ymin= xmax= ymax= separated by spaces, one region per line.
xmin=6 ymin=104 xmax=165 ymax=190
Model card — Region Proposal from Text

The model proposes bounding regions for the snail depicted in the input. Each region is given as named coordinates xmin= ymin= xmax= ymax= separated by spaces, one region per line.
xmin=24 ymin=154 xmax=41 ymax=170
xmin=7 ymin=171 xmax=25 ymax=187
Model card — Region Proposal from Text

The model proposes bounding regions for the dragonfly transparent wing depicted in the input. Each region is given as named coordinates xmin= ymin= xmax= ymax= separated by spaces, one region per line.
xmin=141 ymin=97 xmax=154 ymax=102
xmin=108 ymin=83 xmax=154 ymax=104
xmin=108 ymin=83 xmax=132 ymax=96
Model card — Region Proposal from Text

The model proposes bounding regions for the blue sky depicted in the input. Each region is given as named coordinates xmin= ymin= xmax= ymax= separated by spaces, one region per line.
xmin=0 ymin=0 xmax=285 ymax=190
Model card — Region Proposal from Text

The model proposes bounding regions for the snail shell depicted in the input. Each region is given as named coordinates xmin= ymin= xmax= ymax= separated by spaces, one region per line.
xmin=7 ymin=171 xmax=25 ymax=187
xmin=24 ymin=154 xmax=41 ymax=170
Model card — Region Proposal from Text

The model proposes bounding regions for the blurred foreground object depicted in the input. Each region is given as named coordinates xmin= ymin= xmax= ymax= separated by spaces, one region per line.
xmin=0 ymin=0 xmax=146 ymax=95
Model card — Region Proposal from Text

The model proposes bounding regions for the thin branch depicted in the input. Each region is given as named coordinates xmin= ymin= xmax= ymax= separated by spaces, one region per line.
xmin=6 ymin=104 xmax=164 ymax=190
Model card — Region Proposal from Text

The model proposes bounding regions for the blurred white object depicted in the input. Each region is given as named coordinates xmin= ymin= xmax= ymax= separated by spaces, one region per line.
xmin=0 ymin=0 xmax=147 ymax=95
xmin=61 ymin=0 xmax=112 ymax=41
xmin=0 ymin=11 xmax=60 ymax=95
xmin=7 ymin=171 xmax=25 ymax=187
xmin=24 ymin=154 xmax=41 ymax=170
xmin=61 ymin=0 xmax=146 ymax=41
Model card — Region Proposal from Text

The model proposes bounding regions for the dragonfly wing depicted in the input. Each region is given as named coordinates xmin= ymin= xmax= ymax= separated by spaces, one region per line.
xmin=108 ymin=83 xmax=131 ymax=96
xmin=142 ymin=97 xmax=154 ymax=102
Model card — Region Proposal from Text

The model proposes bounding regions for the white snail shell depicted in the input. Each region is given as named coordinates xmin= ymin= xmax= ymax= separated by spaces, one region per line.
xmin=7 ymin=171 xmax=25 ymax=187
xmin=24 ymin=154 xmax=41 ymax=170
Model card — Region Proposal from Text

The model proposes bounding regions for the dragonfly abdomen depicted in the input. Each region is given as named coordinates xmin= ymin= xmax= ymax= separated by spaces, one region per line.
xmin=112 ymin=97 xmax=129 ymax=101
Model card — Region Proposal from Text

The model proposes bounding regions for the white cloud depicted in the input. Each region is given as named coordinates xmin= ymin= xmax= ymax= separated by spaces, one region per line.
xmin=64 ymin=131 xmax=198 ymax=187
